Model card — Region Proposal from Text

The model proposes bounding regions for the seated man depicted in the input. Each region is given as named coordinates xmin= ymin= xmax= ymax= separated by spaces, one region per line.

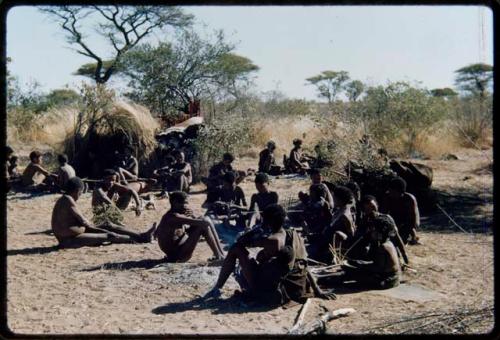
xmin=303 ymin=184 xmax=333 ymax=236
xmin=205 ymin=171 xmax=247 ymax=229
xmin=309 ymin=186 xmax=356 ymax=264
xmin=309 ymin=168 xmax=334 ymax=208
xmin=350 ymin=195 xmax=409 ymax=267
xmin=160 ymin=150 xmax=192 ymax=193
xmin=154 ymin=191 xmax=225 ymax=262
xmin=203 ymin=152 xmax=235 ymax=192
xmin=324 ymin=214 xmax=401 ymax=290
xmin=248 ymin=173 xmax=279 ymax=226
xmin=54 ymin=154 xmax=76 ymax=191
xmin=381 ymin=177 xmax=421 ymax=245
xmin=203 ymin=204 xmax=336 ymax=303
xmin=258 ymin=141 xmax=281 ymax=176
xmin=91 ymin=169 xmax=144 ymax=216
xmin=114 ymin=146 xmax=139 ymax=184
xmin=51 ymin=177 xmax=156 ymax=248
xmin=21 ymin=150 xmax=57 ymax=191
xmin=287 ymin=139 xmax=310 ymax=174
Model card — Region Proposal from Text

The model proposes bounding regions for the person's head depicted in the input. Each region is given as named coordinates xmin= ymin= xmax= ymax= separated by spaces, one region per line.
xmin=172 ymin=150 xmax=185 ymax=163
xmin=222 ymin=171 xmax=237 ymax=189
xmin=370 ymin=214 xmax=396 ymax=243
xmin=10 ymin=155 xmax=19 ymax=165
xmin=124 ymin=145 xmax=134 ymax=157
xmin=222 ymin=152 xmax=235 ymax=166
xmin=262 ymin=204 xmax=286 ymax=233
xmin=102 ymin=169 xmax=118 ymax=190
xmin=360 ymin=195 xmax=378 ymax=216
xmin=169 ymin=191 xmax=188 ymax=210
xmin=267 ymin=140 xmax=276 ymax=151
xmin=345 ymin=181 xmax=361 ymax=202
xmin=387 ymin=177 xmax=407 ymax=198
xmin=309 ymin=183 xmax=327 ymax=203
xmin=29 ymin=151 xmax=42 ymax=164
xmin=309 ymin=168 xmax=322 ymax=184
xmin=6 ymin=146 xmax=14 ymax=158
xmin=65 ymin=177 xmax=85 ymax=200
xmin=57 ymin=154 xmax=68 ymax=165
xmin=254 ymin=172 xmax=270 ymax=193
xmin=332 ymin=185 xmax=354 ymax=207
xmin=293 ymin=138 xmax=303 ymax=148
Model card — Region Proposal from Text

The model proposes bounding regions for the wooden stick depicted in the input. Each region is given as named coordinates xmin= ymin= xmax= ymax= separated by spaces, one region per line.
xmin=299 ymin=308 xmax=356 ymax=335
xmin=436 ymin=204 xmax=472 ymax=234
xmin=289 ymin=298 xmax=311 ymax=334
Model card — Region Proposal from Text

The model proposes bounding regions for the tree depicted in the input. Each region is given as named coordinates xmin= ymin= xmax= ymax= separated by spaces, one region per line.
xmin=45 ymin=88 xmax=81 ymax=107
xmin=306 ymin=70 xmax=350 ymax=103
xmin=454 ymin=63 xmax=493 ymax=98
xmin=119 ymin=30 xmax=259 ymax=116
xmin=40 ymin=6 xmax=193 ymax=84
xmin=430 ymin=87 xmax=458 ymax=98
xmin=346 ymin=80 xmax=364 ymax=102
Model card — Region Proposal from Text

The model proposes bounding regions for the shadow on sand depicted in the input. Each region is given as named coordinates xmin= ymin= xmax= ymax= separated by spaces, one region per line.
xmin=7 ymin=245 xmax=60 ymax=256
xmin=152 ymin=295 xmax=277 ymax=315
xmin=80 ymin=258 xmax=167 ymax=272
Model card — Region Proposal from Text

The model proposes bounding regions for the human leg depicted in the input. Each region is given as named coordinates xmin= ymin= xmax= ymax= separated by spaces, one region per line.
xmin=97 ymin=222 xmax=156 ymax=243
xmin=215 ymin=243 xmax=258 ymax=290
xmin=201 ymin=217 xmax=225 ymax=259
xmin=58 ymin=233 xmax=125 ymax=248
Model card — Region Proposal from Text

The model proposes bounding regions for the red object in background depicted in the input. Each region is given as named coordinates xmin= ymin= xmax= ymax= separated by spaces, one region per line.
xmin=188 ymin=99 xmax=201 ymax=117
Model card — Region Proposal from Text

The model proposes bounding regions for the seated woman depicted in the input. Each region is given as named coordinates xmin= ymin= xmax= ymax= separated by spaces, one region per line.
xmin=154 ymin=191 xmax=225 ymax=263
xmin=51 ymin=177 xmax=156 ymax=248
xmin=322 ymin=214 xmax=401 ymax=290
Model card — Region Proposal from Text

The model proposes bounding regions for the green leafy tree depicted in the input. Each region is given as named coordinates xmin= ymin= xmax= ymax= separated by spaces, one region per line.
xmin=45 ymin=88 xmax=81 ymax=107
xmin=454 ymin=63 xmax=493 ymax=98
xmin=119 ymin=30 xmax=259 ymax=116
xmin=40 ymin=6 xmax=193 ymax=84
xmin=430 ymin=87 xmax=458 ymax=98
xmin=306 ymin=70 xmax=350 ymax=103
xmin=345 ymin=80 xmax=364 ymax=102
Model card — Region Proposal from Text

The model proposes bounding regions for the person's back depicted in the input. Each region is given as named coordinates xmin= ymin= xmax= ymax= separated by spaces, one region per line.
xmin=51 ymin=194 xmax=86 ymax=242
xmin=21 ymin=162 xmax=39 ymax=186
xmin=258 ymin=149 xmax=274 ymax=173
xmin=57 ymin=163 xmax=76 ymax=189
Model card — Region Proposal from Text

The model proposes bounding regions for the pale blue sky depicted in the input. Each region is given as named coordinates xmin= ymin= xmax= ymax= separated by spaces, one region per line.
xmin=6 ymin=5 xmax=494 ymax=100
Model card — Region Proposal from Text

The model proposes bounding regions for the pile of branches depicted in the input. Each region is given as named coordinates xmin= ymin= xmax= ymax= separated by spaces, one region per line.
xmin=364 ymin=303 xmax=494 ymax=334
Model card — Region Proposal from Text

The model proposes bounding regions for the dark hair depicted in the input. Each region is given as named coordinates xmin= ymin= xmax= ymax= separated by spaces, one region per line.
xmin=10 ymin=155 xmax=19 ymax=163
xmin=169 ymin=191 xmax=188 ymax=204
xmin=310 ymin=183 xmax=327 ymax=200
xmin=389 ymin=177 xmax=407 ymax=193
xmin=6 ymin=146 xmax=14 ymax=155
xmin=332 ymin=185 xmax=354 ymax=205
xmin=345 ymin=181 xmax=361 ymax=197
xmin=124 ymin=145 xmax=134 ymax=153
xmin=372 ymin=214 xmax=396 ymax=239
xmin=171 ymin=150 xmax=181 ymax=157
xmin=223 ymin=171 xmax=236 ymax=184
xmin=255 ymin=172 xmax=270 ymax=184
xmin=262 ymin=204 xmax=286 ymax=232
xmin=309 ymin=168 xmax=321 ymax=177
xmin=103 ymin=169 xmax=118 ymax=177
xmin=360 ymin=195 xmax=377 ymax=206
xmin=293 ymin=138 xmax=303 ymax=146
xmin=223 ymin=152 xmax=235 ymax=162
xmin=57 ymin=154 xmax=68 ymax=164
xmin=29 ymin=150 xmax=42 ymax=161
xmin=65 ymin=177 xmax=84 ymax=193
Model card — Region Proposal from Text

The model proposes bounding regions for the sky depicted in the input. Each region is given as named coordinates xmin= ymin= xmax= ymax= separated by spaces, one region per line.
xmin=6 ymin=5 xmax=494 ymax=100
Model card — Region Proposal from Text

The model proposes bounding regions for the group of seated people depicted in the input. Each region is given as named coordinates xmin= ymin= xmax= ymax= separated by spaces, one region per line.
xmin=9 ymin=139 xmax=423 ymax=306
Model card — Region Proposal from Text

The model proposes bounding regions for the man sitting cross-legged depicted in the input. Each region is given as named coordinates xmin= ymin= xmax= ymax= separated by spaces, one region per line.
xmin=322 ymin=214 xmax=401 ymax=290
xmin=51 ymin=177 xmax=156 ymax=248
xmin=91 ymin=169 xmax=144 ymax=216
xmin=154 ymin=191 xmax=225 ymax=263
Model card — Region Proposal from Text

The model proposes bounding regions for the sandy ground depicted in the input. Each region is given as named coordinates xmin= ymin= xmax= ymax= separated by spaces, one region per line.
xmin=5 ymin=147 xmax=493 ymax=335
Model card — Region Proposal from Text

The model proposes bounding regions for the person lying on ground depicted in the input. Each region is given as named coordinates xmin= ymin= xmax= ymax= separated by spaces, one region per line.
xmin=350 ymin=195 xmax=409 ymax=267
xmin=21 ymin=150 xmax=57 ymax=191
xmin=114 ymin=146 xmax=139 ymax=184
xmin=154 ymin=191 xmax=225 ymax=263
xmin=204 ymin=171 xmax=248 ymax=229
xmin=51 ymin=177 xmax=156 ymax=248
xmin=322 ymin=214 xmax=401 ymax=290
xmin=157 ymin=150 xmax=192 ymax=194
xmin=54 ymin=154 xmax=76 ymax=192
xmin=258 ymin=141 xmax=281 ymax=175
xmin=381 ymin=177 xmax=421 ymax=245
xmin=287 ymin=139 xmax=311 ymax=174
xmin=308 ymin=185 xmax=356 ymax=264
xmin=248 ymin=173 xmax=279 ymax=226
xmin=203 ymin=204 xmax=336 ymax=303
xmin=203 ymin=152 xmax=235 ymax=193
xmin=91 ymin=169 xmax=144 ymax=216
